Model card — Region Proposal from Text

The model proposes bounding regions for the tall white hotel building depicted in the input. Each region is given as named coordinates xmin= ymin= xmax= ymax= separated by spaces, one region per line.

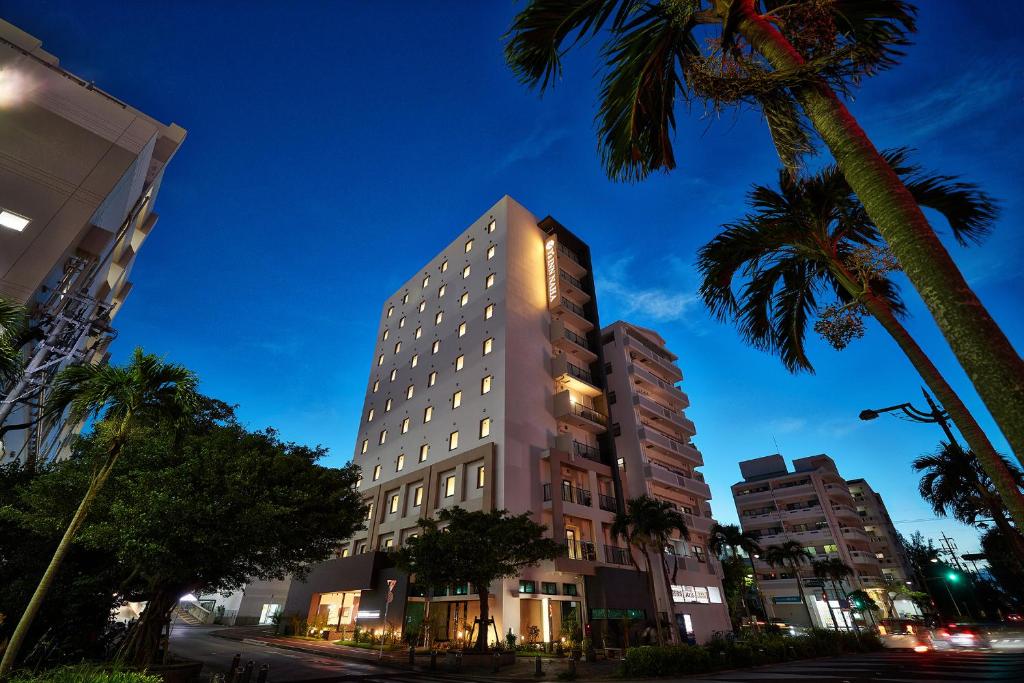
xmin=275 ymin=196 xmax=729 ymax=645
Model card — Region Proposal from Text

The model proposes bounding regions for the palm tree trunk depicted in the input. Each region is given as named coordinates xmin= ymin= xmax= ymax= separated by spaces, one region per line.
xmin=642 ymin=548 xmax=665 ymax=645
xmin=727 ymin=0 xmax=1024 ymax=462
xmin=821 ymin=585 xmax=840 ymax=632
xmin=0 ymin=453 xmax=118 ymax=679
xmin=659 ymin=552 xmax=682 ymax=643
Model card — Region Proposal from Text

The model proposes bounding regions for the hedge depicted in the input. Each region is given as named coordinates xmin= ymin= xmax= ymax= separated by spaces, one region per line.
xmin=10 ymin=667 xmax=162 ymax=683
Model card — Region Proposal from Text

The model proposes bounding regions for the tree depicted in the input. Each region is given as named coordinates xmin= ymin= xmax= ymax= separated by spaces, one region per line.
xmin=709 ymin=523 xmax=762 ymax=629
xmin=0 ymin=297 xmax=26 ymax=388
xmin=611 ymin=496 xmax=689 ymax=645
xmin=392 ymin=507 xmax=562 ymax=652
xmin=846 ymin=589 xmax=880 ymax=626
xmin=0 ymin=349 xmax=199 ymax=678
xmin=812 ymin=561 xmax=842 ymax=631
xmin=4 ymin=409 xmax=366 ymax=667
xmin=695 ymin=152 xmax=1024 ymax=530
xmin=980 ymin=528 xmax=1024 ymax=607
xmin=815 ymin=558 xmax=856 ymax=631
xmin=505 ymin=0 xmax=1024 ymax=463
xmin=913 ymin=442 xmax=1024 ymax=570
xmin=764 ymin=541 xmax=814 ymax=626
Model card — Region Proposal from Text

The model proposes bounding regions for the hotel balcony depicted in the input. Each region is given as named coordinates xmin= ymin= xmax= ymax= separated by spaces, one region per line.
xmin=551 ymin=319 xmax=598 ymax=364
xmin=628 ymin=363 xmax=689 ymax=408
xmin=771 ymin=481 xmax=816 ymax=499
xmin=624 ymin=335 xmax=683 ymax=383
xmin=841 ymin=526 xmax=870 ymax=541
xmin=637 ymin=426 xmax=703 ymax=466
xmin=644 ymin=461 xmax=712 ymax=499
xmin=558 ymin=268 xmax=592 ymax=307
xmin=849 ymin=549 xmax=880 ymax=565
xmin=858 ymin=575 xmax=889 ymax=589
xmin=603 ymin=544 xmax=632 ymax=566
xmin=597 ymin=492 xmax=618 ymax=512
xmin=557 ymin=243 xmax=587 ymax=279
xmin=634 ymin=394 xmax=697 ymax=438
xmin=551 ymin=295 xmax=594 ymax=332
xmin=552 ymin=355 xmax=602 ymax=398
xmin=542 ymin=482 xmax=593 ymax=508
xmin=566 ymin=539 xmax=598 ymax=562
xmin=825 ymin=483 xmax=855 ymax=501
xmin=554 ymin=390 xmax=607 ymax=434
xmin=684 ymin=513 xmax=717 ymax=536
xmin=831 ymin=504 xmax=861 ymax=521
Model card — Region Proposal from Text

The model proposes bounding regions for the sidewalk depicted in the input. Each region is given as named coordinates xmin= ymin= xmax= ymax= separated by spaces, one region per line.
xmin=211 ymin=627 xmax=620 ymax=680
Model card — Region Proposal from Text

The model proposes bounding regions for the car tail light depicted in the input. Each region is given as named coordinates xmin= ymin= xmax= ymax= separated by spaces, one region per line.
xmin=936 ymin=630 xmax=949 ymax=637
xmin=913 ymin=644 xmax=929 ymax=653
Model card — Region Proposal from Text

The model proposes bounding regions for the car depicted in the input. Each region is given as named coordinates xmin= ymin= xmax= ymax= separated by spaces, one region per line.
xmin=1006 ymin=613 xmax=1023 ymax=623
xmin=931 ymin=623 xmax=991 ymax=650
xmin=878 ymin=620 xmax=932 ymax=651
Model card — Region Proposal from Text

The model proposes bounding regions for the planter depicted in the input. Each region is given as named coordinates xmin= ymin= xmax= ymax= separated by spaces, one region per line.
xmin=442 ymin=651 xmax=516 ymax=671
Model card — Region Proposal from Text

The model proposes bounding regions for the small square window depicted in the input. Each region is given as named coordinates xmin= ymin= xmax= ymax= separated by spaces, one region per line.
xmin=487 ymin=245 xmax=495 ymax=260
xmin=487 ymin=219 xmax=496 ymax=233
xmin=394 ymin=341 xmax=401 ymax=354
xmin=401 ymin=418 xmax=410 ymax=434
xmin=389 ymin=369 xmax=398 ymax=382
xmin=415 ymin=326 xmax=423 ymax=339
xmin=562 ymin=583 xmax=578 ymax=596
xmin=483 ymin=338 xmax=494 ymax=355
xmin=424 ymin=405 xmax=433 ymax=423
xmin=418 ymin=300 xmax=426 ymax=312
xmin=414 ymin=486 xmax=424 ymax=506
xmin=358 ymin=542 xmax=367 ymax=554
xmin=441 ymin=259 xmax=449 ymax=272
xmin=486 ymin=273 xmax=495 ymax=289
xmin=390 ymin=494 xmax=400 ymax=513
xmin=485 ymin=304 xmax=494 ymax=320
xmin=519 ymin=580 xmax=536 ymax=594
xmin=399 ymin=316 xmax=406 ymax=328
xmin=449 ymin=431 xmax=459 ymax=451
xmin=458 ymin=322 xmax=467 ymax=337
xmin=422 ymin=275 xmax=430 ymax=289
xmin=373 ymin=464 xmax=381 ymax=480
xmin=444 ymin=474 xmax=456 ymax=496
xmin=476 ymin=465 xmax=486 ymax=488
xmin=419 ymin=444 xmax=429 ymax=462
xmin=377 ymin=354 xmax=384 ymax=366
xmin=411 ymin=354 xmax=419 ymax=368
xmin=385 ymin=398 xmax=393 ymax=411
xmin=439 ymin=284 xmax=447 ymax=298
xmin=372 ymin=379 xmax=380 ymax=392
xmin=366 ymin=503 xmax=374 ymax=520
xmin=379 ymin=429 xmax=387 ymax=445
xmin=541 ymin=582 xmax=558 ymax=595
xmin=432 ymin=339 xmax=440 ymax=354
xmin=462 ymin=265 xmax=471 ymax=279
xmin=360 ymin=439 xmax=368 ymax=454
xmin=367 ymin=408 xmax=375 ymax=422
xmin=386 ymin=306 xmax=394 ymax=318
xmin=465 ymin=238 xmax=474 ymax=253
xmin=455 ymin=355 xmax=465 ymax=371
xmin=406 ymin=384 xmax=414 ymax=399
xmin=341 ymin=547 xmax=350 ymax=558
xmin=460 ymin=292 xmax=469 ymax=307
xmin=479 ymin=417 xmax=491 ymax=438
xmin=481 ymin=375 xmax=492 ymax=394
xmin=382 ymin=329 xmax=390 ymax=341
xmin=428 ymin=371 xmax=437 ymax=387
xmin=452 ymin=390 xmax=462 ymax=409
xmin=435 ymin=311 xmax=443 ymax=325
xmin=396 ymin=454 xmax=405 ymax=471
xmin=383 ymin=536 xmax=394 ymax=549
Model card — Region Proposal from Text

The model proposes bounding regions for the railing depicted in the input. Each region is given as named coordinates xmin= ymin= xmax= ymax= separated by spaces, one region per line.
xmin=559 ymin=268 xmax=585 ymax=290
xmin=558 ymin=243 xmax=583 ymax=266
xmin=598 ymin=493 xmax=617 ymax=512
xmin=573 ymin=440 xmax=602 ymax=463
xmin=560 ymin=297 xmax=586 ymax=318
xmin=178 ymin=599 xmax=214 ymax=625
xmin=542 ymin=483 xmax=592 ymax=506
xmin=604 ymin=545 xmax=632 ymax=565
xmin=571 ymin=402 xmax=607 ymax=425
xmin=629 ymin=363 xmax=687 ymax=401
xmin=566 ymin=539 xmax=597 ymax=561
xmin=566 ymin=361 xmax=594 ymax=384
xmin=563 ymin=327 xmax=591 ymax=350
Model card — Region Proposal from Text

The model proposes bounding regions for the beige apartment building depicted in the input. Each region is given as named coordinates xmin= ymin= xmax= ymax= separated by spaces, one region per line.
xmin=601 ymin=322 xmax=731 ymax=642
xmin=732 ymin=454 xmax=902 ymax=629
xmin=0 ymin=19 xmax=185 ymax=464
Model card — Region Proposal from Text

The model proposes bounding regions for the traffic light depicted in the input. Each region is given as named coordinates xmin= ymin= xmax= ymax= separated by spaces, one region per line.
xmin=947 ymin=571 xmax=960 ymax=583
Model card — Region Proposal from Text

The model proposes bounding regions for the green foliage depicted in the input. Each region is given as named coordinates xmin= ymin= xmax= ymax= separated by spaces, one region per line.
xmin=0 ymin=296 xmax=27 ymax=384
xmin=9 ymin=666 xmax=161 ymax=683
xmin=914 ymin=441 xmax=1023 ymax=528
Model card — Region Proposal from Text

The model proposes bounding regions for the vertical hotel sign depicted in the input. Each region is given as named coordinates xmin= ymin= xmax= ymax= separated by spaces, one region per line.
xmin=544 ymin=236 xmax=559 ymax=309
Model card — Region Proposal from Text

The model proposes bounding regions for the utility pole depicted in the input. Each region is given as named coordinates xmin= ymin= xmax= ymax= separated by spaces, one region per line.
xmin=938 ymin=533 xmax=966 ymax=572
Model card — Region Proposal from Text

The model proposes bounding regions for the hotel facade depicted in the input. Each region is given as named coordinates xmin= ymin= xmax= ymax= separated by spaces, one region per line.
xmin=257 ymin=196 xmax=730 ymax=646
xmin=0 ymin=19 xmax=185 ymax=464
xmin=732 ymin=455 xmax=917 ymax=629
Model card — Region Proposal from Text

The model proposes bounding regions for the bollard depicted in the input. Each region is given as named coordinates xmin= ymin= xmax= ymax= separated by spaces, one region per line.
xmin=408 ymin=645 xmax=416 ymax=666
xmin=534 ymin=655 xmax=543 ymax=677
xmin=493 ymin=650 xmax=501 ymax=673
xmin=240 ymin=660 xmax=255 ymax=683
xmin=255 ymin=664 xmax=269 ymax=683
xmin=228 ymin=654 xmax=241 ymax=683
xmin=429 ymin=650 xmax=437 ymax=671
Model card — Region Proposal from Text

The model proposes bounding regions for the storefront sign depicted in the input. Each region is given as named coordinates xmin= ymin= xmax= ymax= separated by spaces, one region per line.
xmin=356 ymin=609 xmax=381 ymax=619
xmin=772 ymin=596 xmax=803 ymax=604
xmin=671 ymin=585 xmax=700 ymax=603
xmin=544 ymin=237 xmax=559 ymax=308
xmin=694 ymin=587 xmax=710 ymax=604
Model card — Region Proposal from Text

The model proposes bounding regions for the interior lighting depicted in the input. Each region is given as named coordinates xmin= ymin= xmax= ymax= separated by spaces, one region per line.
xmin=0 ymin=209 xmax=29 ymax=232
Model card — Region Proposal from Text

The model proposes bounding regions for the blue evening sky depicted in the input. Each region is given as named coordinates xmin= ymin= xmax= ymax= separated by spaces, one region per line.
xmin=7 ymin=2 xmax=1022 ymax=555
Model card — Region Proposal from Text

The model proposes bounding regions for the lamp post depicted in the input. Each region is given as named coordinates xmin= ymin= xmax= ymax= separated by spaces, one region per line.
xmin=859 ymin=388 xmax=957 ymax=444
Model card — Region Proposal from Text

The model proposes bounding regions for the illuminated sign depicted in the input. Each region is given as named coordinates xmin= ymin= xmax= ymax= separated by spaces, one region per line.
xmin=671 ymin=585 xmax=699 ymax=603
xmin=356 ymin=609 xmax=381 ymax=619
xmin=544 ymin=237 xmax=559 ymax=309
xmin=694 ymin=587 xmax=709 ymax=604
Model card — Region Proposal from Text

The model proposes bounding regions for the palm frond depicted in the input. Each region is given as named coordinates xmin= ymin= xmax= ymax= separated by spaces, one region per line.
xmin=828 ymin=0 xmax=917 ymax=74
xmin=758 ymin=90 xmax=815 ymax=175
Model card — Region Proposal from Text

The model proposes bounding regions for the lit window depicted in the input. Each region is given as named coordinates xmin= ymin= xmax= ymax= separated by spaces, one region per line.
xmin=387 ymin=306 xmax=394 ymax=318
xmin=415 ymin=326 xmax=422 ymax=339
xmin=452 ymin=390 xmax=462 ymax=408
xmin=358 ymin=542 xmax=367 ymax=553
xmin=435 ymin=311 xmax=443 ymax=325
xmin=432 ymin=340 xmax=440 ymax=354
xmin=411 ymin=354 xmax=419 ymax=368
xmin=419 ymin=444 xmax=429 ymax=462
xmin=428 ymin=371 xmax=437 ymax=387
xmin=476 ymin=465 xmax=486 ymax=487
xmin=460 ymin=292 xmax=469 ymax=307
xmin=385 ymin=398 xmax=393 ymax=412
xmin=367 ymin=408 xmax=375 ymax=422
xmin=383 ymin=537 xmax=394 ymax=549
xmin=465 ymin=239 xmax=474 ymax=253
xmin=341 ymin=547 xmax=350 ymax=558
xmin=397 ymin=454 xmax=405 ymax=471
xmin=360 ymin=439 xmax=368 ymax=454
xmin=479 ymin=417 xmax=491 ymax=438
xmin=373 ymin=465 xmax=381 ymax=480
xmin=389 ymin=369 xmax=398 ymax=382
xmin=379 ymin=429 xmax=387 ymax=445
xmin=377 ymin=354 xmax=384 ymax=366
xmin=486 ymin=273 xmax=495 ymax=289
xmin=445 ymin=475 xmax=456 ymax=496
xmin=455 ymin=355 xmax=464 ymax=371
xmin=401 ymin=418 xmax=410 ymax=434
xmin=483 ymin=338 xmax=494 ymax=355
xmin=487 ymin=219 xmax=496 ymax=233
xmin=481 ymin=375 xmax=492 ymax=394
xmin=414 ymin=486 xmax=423 ymax=506
xmin=418 ymin=300 xmax=426 ymax=312
xmin=402 ymin=293 xmax=409 ymax=304
xmin=382 ymin=329 xmax=390 ymax=341
xmin=449 ymin=431 xmax=459 ymax=450
xmin=485 ymin=304 xmax=494 ymax=320
xmin=424 ymin=405 xmax=433 ymax=423
xmin=422 ymin=275 xmax=430 ymax=289
xmin=0 ymin=209 xmax=30 ymax=232
xmin=399 ymin=316 xmax=406 ymax=328
xmin=441 ymin=259 xmax=449 ymax=272
xmin=372 ymin=379 xmax=380 ymax=392
xmin=487 ymin=245 xmax=495 ymax=260
xmin=439 ymin=284 xmax=447 ymax=298
xmin=366 ymin=503 xmax=374 ymax=520
xmin=394 ymin=341 xmax=401 ymax=354
xmin=390 ymin=494 xmax=400 ymax=513
xmin=406 ymin=384 xmax=415 ymax=399
xmin=458 ymin=322 xmax=467 ymax=337
xmin=462 ymin=265 xmax=471 ymax=279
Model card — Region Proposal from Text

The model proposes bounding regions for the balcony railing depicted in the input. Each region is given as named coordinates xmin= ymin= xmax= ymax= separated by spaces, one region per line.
xmin=563 ymin=327 xmax=591 ymax=350
xmin=558 ymin=243 xmax=582 ymax=266
xmin=566 ymin=539 xmax=597 ymax=561
xmin=598 ymin=493 xmax=617 ymax=512
xmin=559 ymin=268 xmax=585 ymax=291
xmin=560 ymin=297 xmax=586 ymax=318
xmin=566 ymin=361 xmax=594 ymax=384
xmin=570 ymin=401 xmax=607 ymax=426
xmin=573 ymin=440 xmax=602 ymax=463
xmin=542 ymin=483 xmax=592 ymax=507
xmin=604 ymin=545 xmax=631 ymax=565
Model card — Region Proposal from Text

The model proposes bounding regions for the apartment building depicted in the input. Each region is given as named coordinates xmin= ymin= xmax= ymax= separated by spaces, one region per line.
xmin=732 ymin=455 xmax=894 ymax=629
xmin=276 ymin=196 xmax=665 ymax=647
xmin=601 ymin=322 xmax=731 ymax=642
xmin=0 ymin=19 xmax=185 ymax=464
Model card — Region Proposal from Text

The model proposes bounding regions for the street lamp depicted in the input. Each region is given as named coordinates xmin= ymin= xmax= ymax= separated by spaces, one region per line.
xmin=859 ymin=388 xmax=958 ymax=444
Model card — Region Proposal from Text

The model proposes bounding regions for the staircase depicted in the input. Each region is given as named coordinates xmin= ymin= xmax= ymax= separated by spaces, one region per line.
xmin=173 ymin=599 xmax=213 ymax=625
xmin=172 ymin=606 xmax=204 ymax=625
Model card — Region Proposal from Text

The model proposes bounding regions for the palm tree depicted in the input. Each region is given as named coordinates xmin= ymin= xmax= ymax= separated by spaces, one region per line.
xmin=611 ymin=496 xmax=689 ymax=645
xmin=914 ymin=441 xmax=1024 ymax=570
xmin=812 ymin=561 xmax=842 ymax=631
xmin=847 ymin=590 xmax=881 ymax=628
xmin=709 ymin=523 xmax=763 ymax=627
xmin=0 ymin=297 xmax=27 ymax=389
xmin=695 ymin=152 xmax=1024 ymax=532
xmin=764 ymin=541 xmax=814 ymax=627
xmin=505 ymin=0 xmax=1024 ymax=463
xmin=821 ymin=558 xmax=858 ymax=632
xmin=0 ymin=348 xmax=198 ymax=678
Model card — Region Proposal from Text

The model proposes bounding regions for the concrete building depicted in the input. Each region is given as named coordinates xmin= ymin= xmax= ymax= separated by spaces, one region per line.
xmin=0 ymin=19 xmax=185 ymax=464
xmin=732 ymin=454 xmax=898 ymax=629
xmin=601 ymin=321 xmax=731 ymax=642
xmin=261 ymin=196 xmax=719 ymax=647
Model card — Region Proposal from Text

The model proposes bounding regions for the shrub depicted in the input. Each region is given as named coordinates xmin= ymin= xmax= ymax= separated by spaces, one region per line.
xmin=621 ymin=645 xmax=711 ymax=677
xmin=10 ymin=666 xmax=161 ymax=683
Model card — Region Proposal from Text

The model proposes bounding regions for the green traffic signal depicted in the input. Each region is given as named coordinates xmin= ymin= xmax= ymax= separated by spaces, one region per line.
xmin=947 ymin=571 xmax=959 ymax=582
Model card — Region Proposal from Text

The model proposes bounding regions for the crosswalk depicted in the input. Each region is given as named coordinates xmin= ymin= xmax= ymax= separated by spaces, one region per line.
xmin=681 ymin=650 xmax=1024 ymax=682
